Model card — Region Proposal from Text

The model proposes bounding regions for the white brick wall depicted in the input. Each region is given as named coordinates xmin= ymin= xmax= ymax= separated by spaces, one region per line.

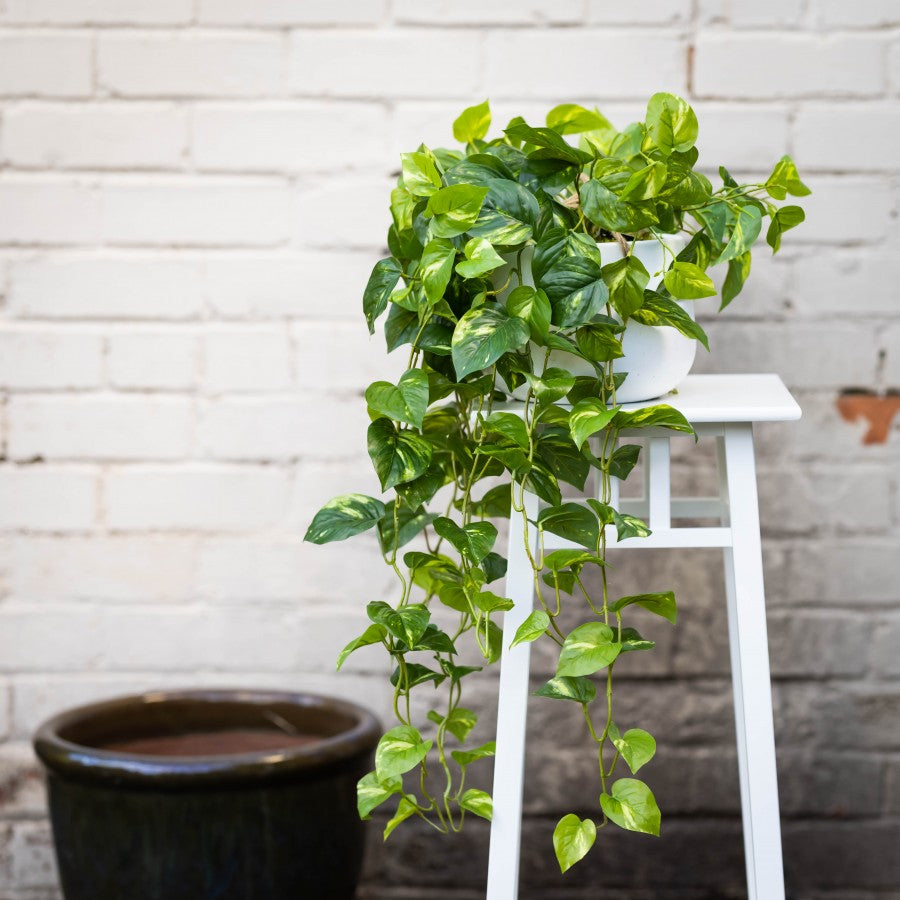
xmin=0 ymin=8 xmax=897 ymax=897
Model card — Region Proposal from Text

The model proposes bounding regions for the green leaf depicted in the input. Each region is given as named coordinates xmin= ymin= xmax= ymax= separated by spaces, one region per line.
xmin=504 ymin=122 xmax=592 ymax=165
xmin=456 ymin=236 xmax=505 ymax=279
xmin=336 ymin=623 xmax=386 ymax=671
xmin=765 ymin=205 xmax=805 ymax=254
xmin=367 ymin=601 xmax=430 ymax=648
xmin=510 ymin=610 xmax=550 ymax=648
xmin=612 ymin=591 xmax=677 ymax=624
xmin=540 ymin=255 xmax=609 ymax=328
xmin=305 ymin=493 xmax=386 ymax=544
xmin=451 ymin=741 xmax=496 ymax=767
xmin=391 ymin=662 xmax=446 ymax=689
xmin=484 ymin=411 xmax=529 ymax=448
xmin=534 ymin=675 xmax=597 ymax=704
xmin=569 ymin=398 xmax=619 ymax=449
xmin=553 ymin=814 xmax=597 ymax=873
xmin=384 ymin=795 xmax=419 ymax=840
xmin=377 ymin=502 xmax=436 ymax=553
xmin=433 ymin=516 xmax=498 ymax=564
xmin=365 ymin=368 xmax=430 ymax=428
xmin=363 ymin=257 xmax=402 ymax=334
xmin=609 ymin=724 xmax=657 ymax=775
xmin=600 ymin=778 xmax=661 ymax=836
xmin=765 ymin=155 xmax=811 ymax=200
xmin=524 ymin=367 xmax=576 ymax=404
xmin=543 ymin=549 xmax=605 ymax=572
xmin=468 ymin=179 xmax=539 ymax=246
xmin=719 ymin=205 xmax=763 ymax=264
xmin=469 ymin=483 xmax=512 ymax=518
xmin=367 ymin=418 xmax=433 ymax=490
xmin=619 ymin=626 xmax=655 ymax=653
xmin=645 ymin=92 xmax=698 ymax=155
xmin=453 ymin=99 xmax=491 ymax=143
xmin=575 ymin=321 xmax=624 ymax=363
xmin=557 ymin=622 xmax=621 ymax=677
xmin=601 ymin=254 xmax=650 ymax=319
xmin=720 ymin=250 xmax=752 ymax=310
xmin=451 ymin=303 xmax=530 ymax=379
xmin=420 ymin=237 xmax=457 ymax=303
xmin=357 ymin=771 xmax=402 ymax=819
xmin=506 ymin=285 xmax=551 ymax=342
xmin=375 ymin=725 xmax=432 ymax=781
xmin=613 ymin=404 xmax=695 ymax=436
xmin=619 ymin=161 xmax=668 ymax=202
xmin=663 ymin=261 xmax=716 ymax=299
xmin=429 ymin=706 xmax=477 ymax=742
xmin=608 ymin=443 xmax=641 ymax=479
xmin=613 ymin=511 xmax=651 ymax=541
xmin=459 ymin=788 xmax=493 ymax=821
xmin=426 ymin=183 xmax=489 ymax=238
xmin=538 ymin=502 xmax=600 ymax=551
xmin=631 ymin=292 xmax=710 ymax=351
xmin=546 ymin=103 xmax=614 ymax=136
xmin=401 ymin=150 xmax=442 ymax=198
xmin=472 ymin=589 xmax=513 ymax=614
xmin=580 ymin=179 xmax=658 ymax=234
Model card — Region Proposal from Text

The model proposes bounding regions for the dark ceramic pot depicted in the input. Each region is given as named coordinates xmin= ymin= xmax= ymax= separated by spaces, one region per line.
xmin=33 ymin=689 xmax=380 ymax=900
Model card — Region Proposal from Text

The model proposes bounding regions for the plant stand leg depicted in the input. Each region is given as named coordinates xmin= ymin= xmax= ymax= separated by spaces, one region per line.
xmin=486 ymin=490 xmax=539 ymax=900
xmin=719 ymin=424 xmax=786 ymax=900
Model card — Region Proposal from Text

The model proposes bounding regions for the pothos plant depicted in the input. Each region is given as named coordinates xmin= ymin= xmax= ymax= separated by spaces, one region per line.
xmin=305 ymin=93 xmax=809 ymax=873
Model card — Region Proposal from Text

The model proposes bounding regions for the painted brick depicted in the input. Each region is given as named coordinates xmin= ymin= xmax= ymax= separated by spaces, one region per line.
xmin=2 ymin=821 xmax=57 ymax=890
xmin=0 ymin=466 xmax=98 ymax=531
xmin=295 ymin=175 xmax=393 ymax=249
xmin=201 ymin=252 xmax=373 ymax=319
xmin=192 ymin=102 xmax=391 ymax=172
xmin=8 ymin=395 xmax=193 ymax=461
xmin=104 ymin=465 xmax=291 ymax=530
xmin=694 ymin=34 xmax=886 ymax=98
xmin=698 ymin=0 xmax=805 ymax=26
xmin=815 ymin=0 xmax=900 ymax=27
xmin=871 ymin=613 xmax=900 ymax=678
xmin=891 ymin=41 xmax=900 ymax=93
xmin=201 ymin=328 xmax=292 ymax=392
xmin=98 ymin=33 xmax=283 ymax=98
xmin=692 ymin=103 xmax=791 ymax=172
xmin=0 ymin=33 xmax=92 ymax=98
xmin=0 ymin=743 xmax=45 ymax=819
xmin=293 ymin=320 xmax=402 ymax=392
xmin=768 ymin=611 xmax=871 ymax=677
xmin=788 ymin=176 xmax=895 ymax=243
xmin=884 ymin=323 xmax=900 ymax=383
xmin=107 ymin=329 xmax=197 ymax=390
xmin=695 ymin=322 xmax=879 ymax=389
xmin=197 ymin=397 xmax=367 ymax=460
xmin=0 ymin=326 xmax=103 ymax=389
xmin=393 ymin=0 xmax=583 ymax=24
xmin=7 ymin=254 xmax=205 ymax=320
xmin=585 ymin=0 xmax=692 ymax=24
xmin=2 ymin=103 xmax=188 ymax=170
xmin=8 ymin=535 xmax=196 ymax=602
xmin=289 ymin=458 xmax=382 ymax=535
xmin=794 ymin=103 xmax=900 ymax=170
xmin=196 ymin=0 xmax=387 ymax=25
xmin=484 ymin=31 xmax=687 ymax=99
xmin=757 ymin=464 xmax=893 ymax=535
xmin=100 ymin=178 xmax=292 ymax=247
xmin=289 ymin=30 xmax=481 ymax=98
xmin=0 ymin=177 xmax=100 ymax=245
xmin=791 ymin=251 xmax=900 ymax=316
xmin=0 ymin=0 xmax=192 ymax=24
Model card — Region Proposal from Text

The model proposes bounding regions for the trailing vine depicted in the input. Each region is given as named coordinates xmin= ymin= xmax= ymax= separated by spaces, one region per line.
xmin=305 ymin=94 xmax=808 ymax=872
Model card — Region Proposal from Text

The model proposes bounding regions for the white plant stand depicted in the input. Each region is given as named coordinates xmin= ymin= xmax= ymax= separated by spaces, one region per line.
xmin=486 ymin=373 xmax=801 ymax=900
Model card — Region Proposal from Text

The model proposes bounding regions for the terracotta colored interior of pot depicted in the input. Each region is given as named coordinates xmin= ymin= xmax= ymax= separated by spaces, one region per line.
xmin=56 ymin=697 xmax=358 ymax=758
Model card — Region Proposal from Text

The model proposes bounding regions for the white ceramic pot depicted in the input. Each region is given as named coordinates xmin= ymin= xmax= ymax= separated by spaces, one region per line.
xmin=504 ymin=235 xmax=697 ymax=403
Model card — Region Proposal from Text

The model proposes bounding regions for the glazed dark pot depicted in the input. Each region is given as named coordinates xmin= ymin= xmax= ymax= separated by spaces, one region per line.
xmin=33 ymin=689 xmax=380 ymax=900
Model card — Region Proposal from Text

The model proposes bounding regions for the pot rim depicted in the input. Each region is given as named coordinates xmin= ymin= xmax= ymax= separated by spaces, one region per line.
xmin=33 ymin=688 xmax=381 ymax=790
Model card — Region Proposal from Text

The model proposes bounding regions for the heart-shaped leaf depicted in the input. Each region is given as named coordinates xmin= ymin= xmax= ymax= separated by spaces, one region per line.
xmin=600 ymin=778 xmax=661 ymax=836
xmin=451 ymin=304 xmax=530 ymax=380
xmin=305 ymin=493 xmax=386 ymax=544
xmin=569 ymin=398 xmax=619 ymax=449
xmin=365 ymin=368 xmax=430 ymax=429
xmin=553 ymin=814 xmax=597 ymax=873
xmin=510 ymin=610 xmax=550 ymax=648
xmin=557 ymin=622 xmax=621 ymax=677
xmin=459 ymin=788 xmax=493 ymax=821
xmin=375 ymin=725 xmax=432 ymax=781
xmin=609 ymin=724 xmax=657 ymax=774
xmin=367 ymin=418 xmax=433 ymax=490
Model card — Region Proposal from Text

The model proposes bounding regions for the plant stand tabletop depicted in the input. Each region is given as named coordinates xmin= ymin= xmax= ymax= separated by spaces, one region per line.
xmin=487 ymin=372 xmax=800 ymax=900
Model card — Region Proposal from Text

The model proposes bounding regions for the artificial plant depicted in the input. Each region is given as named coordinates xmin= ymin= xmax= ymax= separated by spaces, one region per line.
xmin=305 ymin=93 xmax=809 ymax=873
